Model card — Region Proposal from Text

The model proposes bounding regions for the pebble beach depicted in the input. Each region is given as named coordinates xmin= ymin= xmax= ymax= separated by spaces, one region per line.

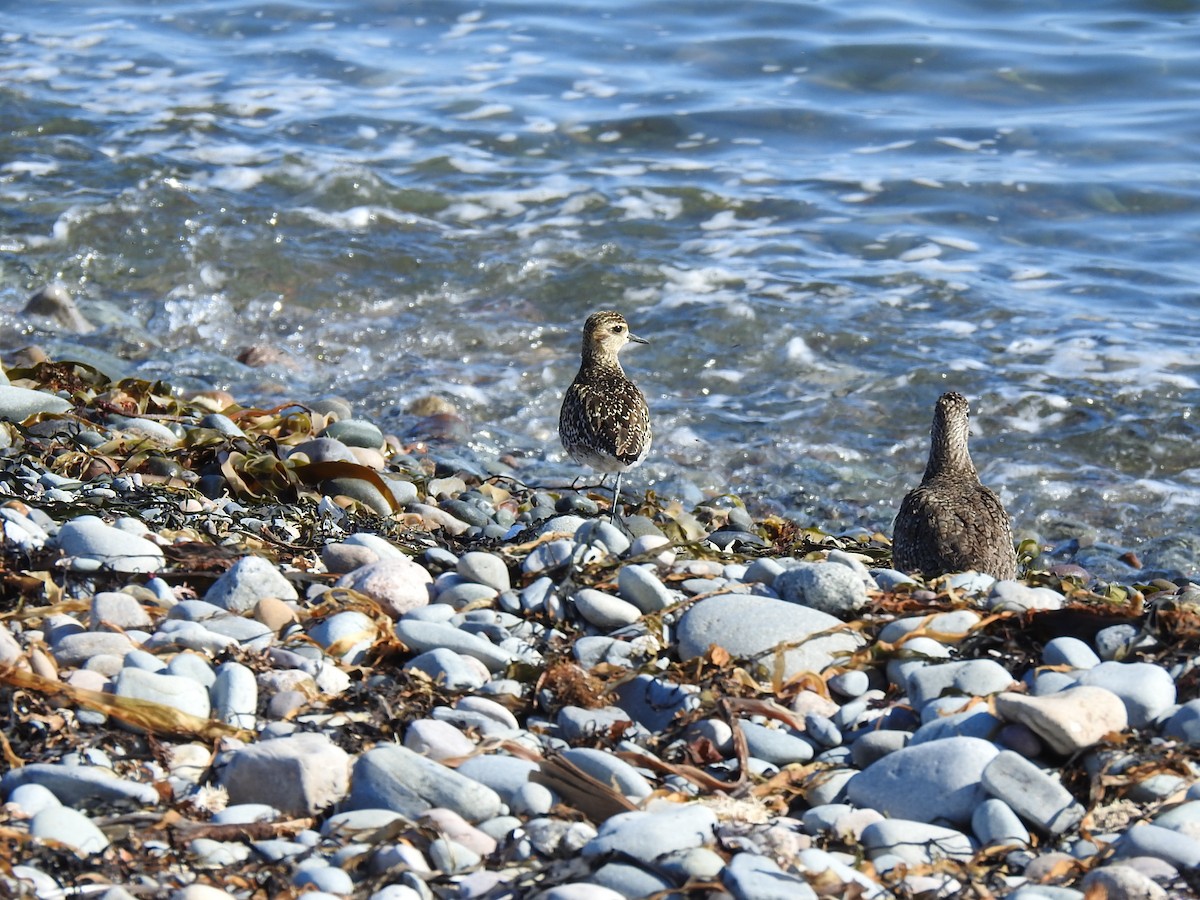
xmin=0 ymin=358 xmax=1198 ymax=900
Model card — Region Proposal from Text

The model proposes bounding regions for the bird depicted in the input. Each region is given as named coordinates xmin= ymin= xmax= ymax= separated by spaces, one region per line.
xmin=892 ymin=391 xmax=1018 ymax=581
xmin=558 ymin=310 xmax=652 ymax=524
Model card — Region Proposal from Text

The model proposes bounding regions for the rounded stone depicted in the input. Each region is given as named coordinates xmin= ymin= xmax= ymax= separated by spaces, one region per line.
xmin=320 ymin=418 xmax=385 ymax=449
xmin=205 ymin=556 xmax=299 ymax=614
xmin=775 ymin=562 xmax=869 ymax=617
xmin=30 ymin=806 xmax=109 ymax=855
xmin=337 ymin=557 xmax=433 ymax=619
xmin=56 ymin=515 xmax=165 ymax=575
xmin=457 ymin=551 xmax=511 ymax=592
xmin=573 ymin=589 xmax=642 ymax=628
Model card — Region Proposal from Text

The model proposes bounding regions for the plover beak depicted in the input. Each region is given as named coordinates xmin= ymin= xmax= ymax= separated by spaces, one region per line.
xmin=628 ymin=332 xmax=648 ymax=345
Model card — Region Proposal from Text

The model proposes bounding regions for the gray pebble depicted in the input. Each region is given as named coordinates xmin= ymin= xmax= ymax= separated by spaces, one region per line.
xmin=212 ymin=661 xmax=257 ymax=730
xmin=0 ymin=384 xmax=71 ymax=419
xmin=1042 ymin=636 xmax=1101 ymax=669
xmin=972 ymin=797 xmax=1031 ymax=847
xmin=1163 ymin=699 xmax=1200 ymax=744
xmin=850 ymin=730 xmax=911 ymax=768
xmin=218 ymin=733 xmax=350 ymax=816
xmin=613 ymin=674 xmax=698 ymax=731
xmin=987 ymin=581 xmax=1066 ymax=612
xmin=523 ymin=539 xmax=575 ymax=575
xmin=321 ymin=418 xmax=384 ymax=449
xmin=617 ymin=564 xmax=676 ymax=613
xmin=982 ymin=751 xmax=1085 ymax=835
xmin=845 ymin=736 xmax=998 ymax=825
xmin=346 ymin=744 xmax=502 ymax=822
xmin=1094 ymin=624 xmax=1144 ymax=660
xmin=206 ymin=555 xmax=298 ymax=613
xmin=1114 ymin=823 xmax=1200 ymax=868
xmin=1 ymin=762 xmax=159 ymax=806
xmin=739 ymin=720 xmax=814 ymax=765
xmin=677 ymin=594 xmax=864 ymax=683
xmin=861 ymin=818 xmax=975 ymax=865
xmin=405 ymin=648 xmax=489 ymax=690
xmin=393 ymin=619 xmax=516 ymax=672
xmin=722 ymin=852 xmax=818 ymax=900
xmin=828 ymin=669 xmax=871 ymax=698
xmin=89 ymin=591 xmax=153 ymax=630
xmin=457 ymin=551 xmax=511 ymax=592
xmin=775 ymin=562 xmax=868 ymax=617
xmin=560 ymin=748 xmax=653 ymax=801
xmin=115 ymin=667 xmax=211 ymax=720
xmin=573 ymin=589 xmax=642 ymax=628
xmin=905 ymin=659 xmax=1016 ymax=711
xmin=289 ymin=436 xmax=357 ymax=463
xmin=404 ymin=718 xmax=476 ymax=760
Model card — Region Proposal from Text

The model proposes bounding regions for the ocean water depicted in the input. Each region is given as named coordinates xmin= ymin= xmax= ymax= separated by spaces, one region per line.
xmin=2 ymin=0 xmax=1200 ymax=551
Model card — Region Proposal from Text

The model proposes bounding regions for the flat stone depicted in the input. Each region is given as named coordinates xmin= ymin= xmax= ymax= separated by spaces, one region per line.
xmin=740 ymin=720 xmax=815 ymax=765
xmin=844 ymin=736 xmax=998 ymax=826
xmin=337 ymin=557 xmax=433 ymax=619
xmin=613 ymin=674 xmax=697 ymax=731
xmin=560 ymin=748 xmax=653 ymax=801
xmin=982 ymin=750 xmax=1085 ymax=835
xmin=582 ymin=803 xmax=717 ymax=863
xmin=56 ymin=515 xmax=164 ymax=574
xmin=995 ymin=686 xmax=1128 ymax=755
xmin=288 ymin=436 xmax=357 ymax=463
xmin=454 ymin=755 xmax=539 ymax=805
xmin=877 ymin=609 xmax=981 ymax=644
xmin=217 ymin=733 xmax=350 ymax=816
xmin=1076 ymin=661 xmax=1177 ymax=728
xmin=1164 ymin=699 xmax=1200 ymax=744
xmin=345 ymin=744 xmax=502 ymax=822
xmin=1115 ymin=823 xmax=1200 ymax=868
xmin=404 ymin=718 xmax=477 ymax=761
xmin=404 ymin=648 xmax=490 ymax=690
xmin=972 ymin=797 xmax=1031 ymax=847
xmin=51 ymin=631 xmax=135 ymax=667
xmin=677 ymin=594 xmax=864 ymax=681
xmin=987 ymin=581 xmax=1066 ymax=612
xmin=1079 ymin=865 xmax=1169 ymax=900
xmin=205 ymin=556 xmax=299 ymax=614
xmin=1042 ymin=636 xmax=1101 ymax=669
xmin=320 ymin=418 xmax=384 ymax=449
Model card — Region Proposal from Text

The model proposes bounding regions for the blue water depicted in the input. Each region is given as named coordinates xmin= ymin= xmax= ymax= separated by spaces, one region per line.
xmin=3 ymin=0 xmax=1200 ymax=554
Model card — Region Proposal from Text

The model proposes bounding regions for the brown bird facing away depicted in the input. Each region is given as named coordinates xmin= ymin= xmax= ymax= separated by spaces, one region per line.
xmin=559 ymin=310 xmax=652 ymax=524
xmin=892 ymin=391 xmax=1018 ymax=581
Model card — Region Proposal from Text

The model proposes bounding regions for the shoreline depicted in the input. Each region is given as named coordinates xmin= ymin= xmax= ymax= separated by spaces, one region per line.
xmin=0 ymin=359 xmax=1198 ymax=900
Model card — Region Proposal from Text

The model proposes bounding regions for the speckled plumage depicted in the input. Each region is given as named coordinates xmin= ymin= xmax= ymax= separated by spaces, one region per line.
xmin=559 ymin=311 xmax=651 ymax=522
xmin=892 ymin=391 xmax=1018 ymax=581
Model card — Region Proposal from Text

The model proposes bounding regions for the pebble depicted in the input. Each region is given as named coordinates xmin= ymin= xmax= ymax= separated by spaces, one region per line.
xmin=457 ymin=550 xmax=511 ymax=592
xmin=1075 ymin=661 xmax=1177 ymax=728
xmin=115 ymin=667 xmax=212 ymax=720
xmin=982 ymin=750 xmax=1085 ymax=835
xmin=206 ymin=555 xmax=299 ymax=613
xmin=346 ymin=744 xmax=503 ymax=822
xmin=30 ymin=805 xmax=110 ymax=854
xmin=582 ymin=803 xmax=717 ymax=862
xmin=617 ymin=564 xmax=677 ymax=612
xmin=573 ymin=588 xmax=643 ymax=628
xmin=336 ymin=557 xmax=433 ymax=618
xmin=860 ymin=818 xmax=976 ymax=865
xmin=775 ymin=561 xmax=869 ymax=617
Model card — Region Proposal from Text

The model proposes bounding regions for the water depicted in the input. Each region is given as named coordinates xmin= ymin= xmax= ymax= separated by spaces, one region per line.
xmin=3 ymin=0 xmax=1200 ymax=552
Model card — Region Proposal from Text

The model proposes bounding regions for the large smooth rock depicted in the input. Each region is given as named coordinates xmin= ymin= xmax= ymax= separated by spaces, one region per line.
xmin=677 ymin=594 xmax=864 ymax=680
xmin=1075 ymin=661 xmax=1177 ymax=728
xmin=56 ymin=515 xmax=165 ymax=574
xmin=982 ymin=751 xmax=1085 ymax=835
xmin=844 ymin=736 xmax=998 ymax=825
